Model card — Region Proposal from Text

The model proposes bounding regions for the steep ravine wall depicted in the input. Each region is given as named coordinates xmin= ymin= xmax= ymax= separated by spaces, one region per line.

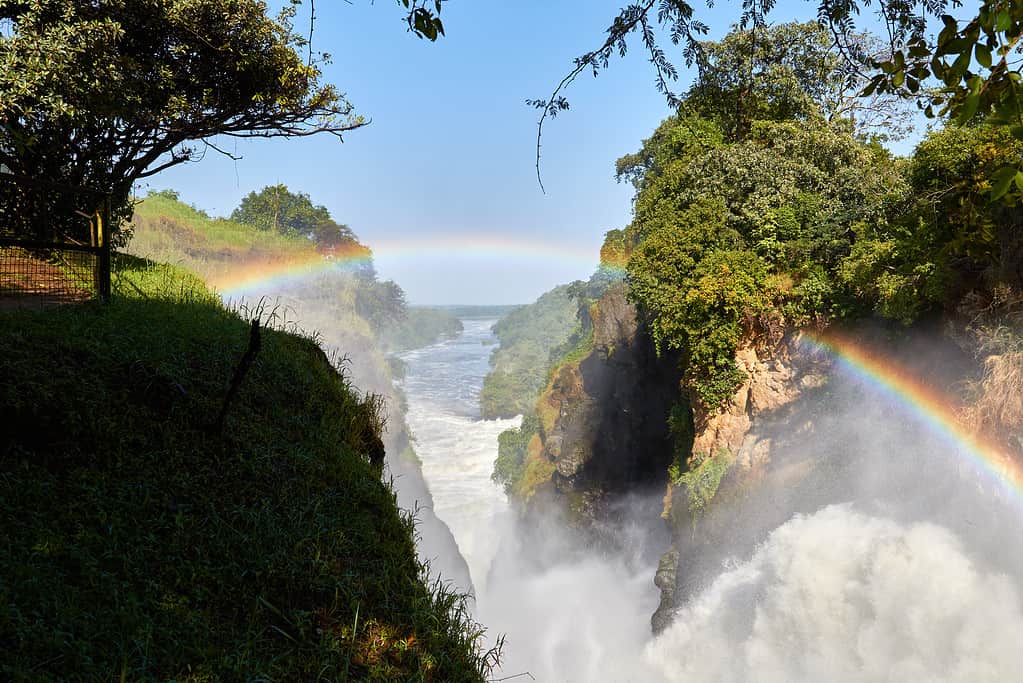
xmin=652 ymin=320 xmax=1023 ymax=633
xmin=519 ymin=283 xmax=681 ymax=556
xmin=518 ymin=279 xmax=1023 ymax=638
xmin=652 ymin=335 xmax=831 ymax=631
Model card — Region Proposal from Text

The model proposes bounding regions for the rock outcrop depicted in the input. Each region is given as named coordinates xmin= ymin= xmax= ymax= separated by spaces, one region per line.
xmin=532 ymin=282 xmax=683 ymax=529
xmin=652 ymin=334 xmax=830 ymax=632
xmin=650 ymin=321 xmax=1023 ymax=634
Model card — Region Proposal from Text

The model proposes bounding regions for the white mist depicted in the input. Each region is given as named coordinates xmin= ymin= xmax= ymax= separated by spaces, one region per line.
xmin=400 ymin=320 xmax=1023 ymax=682
xmin=646 ymin=505 xmax=1023 ymax=683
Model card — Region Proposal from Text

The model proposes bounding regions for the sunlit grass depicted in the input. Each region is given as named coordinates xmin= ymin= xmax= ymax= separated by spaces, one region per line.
xmin=128 ymin=196 xmax=318 ymax=288
xmin=0 ymin=254 xmax=496 ymax=681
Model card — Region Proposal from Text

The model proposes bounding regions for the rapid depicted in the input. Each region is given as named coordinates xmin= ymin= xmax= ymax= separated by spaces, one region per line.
xmin=398 ymin=318 xmax=1023 ymax=682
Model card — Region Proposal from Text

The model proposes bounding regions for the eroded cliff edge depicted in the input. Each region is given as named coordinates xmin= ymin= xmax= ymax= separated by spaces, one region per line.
xmin=537 ymin=283 xmax=682 ymax=519
xmin=651 ymin=317 xmax=1023 ymax=633
xmin=507 ymin=279 xmax=1023 ymax=637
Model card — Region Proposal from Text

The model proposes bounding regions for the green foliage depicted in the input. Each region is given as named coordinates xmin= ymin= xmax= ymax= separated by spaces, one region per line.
xmin=0 ymin=256 xmax=493 ymax=680
xmin=131 ymin=193 xmax=317 ymax=260
xmin=622 ymin=23 xmax=1023 ymax=420
xmin=148 ymin=188 xmax=180 ymax=201
xmin=550 ymin=321 xmax=595 ymax=373
xmin=380 ymin=306 xmax=464 ymax=352
xmin=668 ymin=401 xmax=695 ymax=463
xmin=673 ymin=449 xmax=732 ymax=519
xmin=838 ymin=125 xmax=1023 ymax=320
xmin=130 ymin=191 xmax=409 ymax=337
xmin=480 ymin=284 xmax=580 ymax=419
xmin=0 ymin=0 xmax=363 ymax=242
xmin=861 ymin=1 xmax=1023 ymax=198
xmin=492 ymin=413 xmax=540 ymax=495
xmin=620 ymin=26 xmax=913 ymax=409
xmin=686 ymin=22 xmax=844 ymax=140
xmin=396 ymin=0 xmax=447 ymax=41
xmin=231 ymin=184 xmax=358 ymax=247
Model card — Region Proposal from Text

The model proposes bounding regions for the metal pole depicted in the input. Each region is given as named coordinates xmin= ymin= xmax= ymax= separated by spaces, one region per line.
xmin=99 ymin=198 xmax=111 ymax=303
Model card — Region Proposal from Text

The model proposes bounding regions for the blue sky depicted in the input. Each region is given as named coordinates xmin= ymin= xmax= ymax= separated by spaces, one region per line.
xmin=153 ymin=1 xmax=922 ymax=305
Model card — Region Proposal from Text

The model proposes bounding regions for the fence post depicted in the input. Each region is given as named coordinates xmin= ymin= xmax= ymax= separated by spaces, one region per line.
xmin=99 ymin=198 xmax=111 ymax=303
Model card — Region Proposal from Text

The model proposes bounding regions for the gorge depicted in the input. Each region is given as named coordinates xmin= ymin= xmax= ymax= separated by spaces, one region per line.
xmin=400 ymin=303 xmax=1023 ymax=682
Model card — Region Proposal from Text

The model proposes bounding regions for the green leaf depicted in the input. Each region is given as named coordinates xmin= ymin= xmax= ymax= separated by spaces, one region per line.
xmin=1011 ymin=126 xmax=1023 ymax=141
xmin=990 ymin=165 xmax=1017 ymax=199
xmin=944 ymin=38 xmax=972 ymax=54
xmin=908 ymin=44 xmax=930 ymax=59
xmin=956 ymin=94 xmax=980 ymax=124
xmin=1016 ymin=173 xmax=1023 ymax=193
xmin=976 ymin=43 xmax=992 ymax=68
xmin=951 ymin=50 xmax=972 ymax=78
xmin=860 ymin=77 xmax=880 ymax=97
xmin=995 ymin=10 xmax=1011 ymax=32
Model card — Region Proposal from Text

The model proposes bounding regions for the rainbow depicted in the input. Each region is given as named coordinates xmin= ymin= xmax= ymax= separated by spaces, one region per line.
xmin=215 ymin=235 xmax=626 ymax=297
xmin=214 ymin=246 xmax=371 ymax=297
xmin=802 ymin=330 xmax=1023 ymax=501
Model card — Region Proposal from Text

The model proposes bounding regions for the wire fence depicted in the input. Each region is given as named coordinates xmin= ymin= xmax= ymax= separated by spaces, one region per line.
xmin=0 ymin=172 xmax=111 ymax=307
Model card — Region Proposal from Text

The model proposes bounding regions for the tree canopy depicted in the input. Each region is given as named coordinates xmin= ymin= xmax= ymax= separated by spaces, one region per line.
xmin=231 ymin=184 xmax=357 ymax=247
xmin=0 ymin=0 xmax=394 ymax=242
xmin=526 ymin=0 xmax=1022 ymax=194
xmin=615 ymin=20 xmax=1023 ymax=411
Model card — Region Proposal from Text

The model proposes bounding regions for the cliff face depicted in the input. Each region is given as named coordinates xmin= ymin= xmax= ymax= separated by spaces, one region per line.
xmin=652 ymin=334 xmax=830 ymax=631
xmin=651 ymin=320 xmax=1023 ymax=633
xmin=529 ymin=283 xmax=682 ymax=529
xmin=516 ymin=274 xmax=1023 ymax=638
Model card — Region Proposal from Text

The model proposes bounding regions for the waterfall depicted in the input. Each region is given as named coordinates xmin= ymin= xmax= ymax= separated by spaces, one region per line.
xmin=400 ymin=319 xmax=1023 ymax=682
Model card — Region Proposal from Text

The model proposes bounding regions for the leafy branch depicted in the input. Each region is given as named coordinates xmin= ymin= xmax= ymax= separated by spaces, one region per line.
xmin=527 ymin=0 xmax=710 ymax=192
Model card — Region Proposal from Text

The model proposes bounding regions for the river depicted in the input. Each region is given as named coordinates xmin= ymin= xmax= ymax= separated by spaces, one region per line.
xmin=398 ymin=317 xmax=1023 ymax=682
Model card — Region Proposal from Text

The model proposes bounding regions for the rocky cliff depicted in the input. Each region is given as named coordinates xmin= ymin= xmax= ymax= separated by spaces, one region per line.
xmin=508 ymin=271 xmax=1023 ymax=638
xmin=651 ymin=333 xmax=829 ymax=631
xmin=651 ymin=318 xmax=1023 ymax=633
xmin=525 ymin=282 xmax=682 ymax=535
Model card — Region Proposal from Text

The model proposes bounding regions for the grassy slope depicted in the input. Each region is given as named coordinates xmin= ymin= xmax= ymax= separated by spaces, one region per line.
xmin=0 ymin=257 xmax=491 ymax=681
xmin=129 ymin=194 xmax=316 ymax=284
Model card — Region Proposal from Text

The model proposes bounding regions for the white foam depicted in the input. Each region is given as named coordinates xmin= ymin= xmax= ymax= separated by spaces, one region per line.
xmin=646 ymin=505 xmax=1023 ymax=683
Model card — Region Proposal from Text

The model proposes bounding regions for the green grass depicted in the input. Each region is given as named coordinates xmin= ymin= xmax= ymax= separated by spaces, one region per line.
xmin=128 ymin=196 xmax=317 ymax=287
xmin=133 ymin=194 xmax=315 ymax=254
xmin=671 ymin=448 xmax=732 ymax=523
xmin=0 ymin=255 xmax=495 ymax=681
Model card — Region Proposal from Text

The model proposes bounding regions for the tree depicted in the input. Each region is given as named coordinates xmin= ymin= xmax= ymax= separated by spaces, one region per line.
xmin=616 ymin=23 xmax=909 ymax=408
xmin=528 ymin=0 xmax=1022 ymax=194
xmin=354 ymin=275 xmax=407 ymax=332
xmin=685 ymin=22 xmax=913 ymax=142
xmin=852 ymin=0 xmax=1023 ymax=200
xmin=231 ymin=184 xmax=356 ymax=247
xmin=838 ymin=124 xmax=1023 ymax=321
xmin=0 ymin=0 xmax=447 ymax=243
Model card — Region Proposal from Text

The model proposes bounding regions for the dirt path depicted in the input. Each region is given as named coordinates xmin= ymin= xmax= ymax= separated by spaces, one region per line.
xmin=0 ymin=250 xmax=93 ymax=310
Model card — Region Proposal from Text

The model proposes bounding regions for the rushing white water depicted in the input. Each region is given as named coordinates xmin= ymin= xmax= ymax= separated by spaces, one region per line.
xmin=399 ymin=318 xmax=1023 ymax=682
xmin=400 ymin=318 xmax=663 ymax=679
xmin=646 ymin=505 xmax=1023 ymax=683
xmin=399 ymin=319 xmax=518 ymax=592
